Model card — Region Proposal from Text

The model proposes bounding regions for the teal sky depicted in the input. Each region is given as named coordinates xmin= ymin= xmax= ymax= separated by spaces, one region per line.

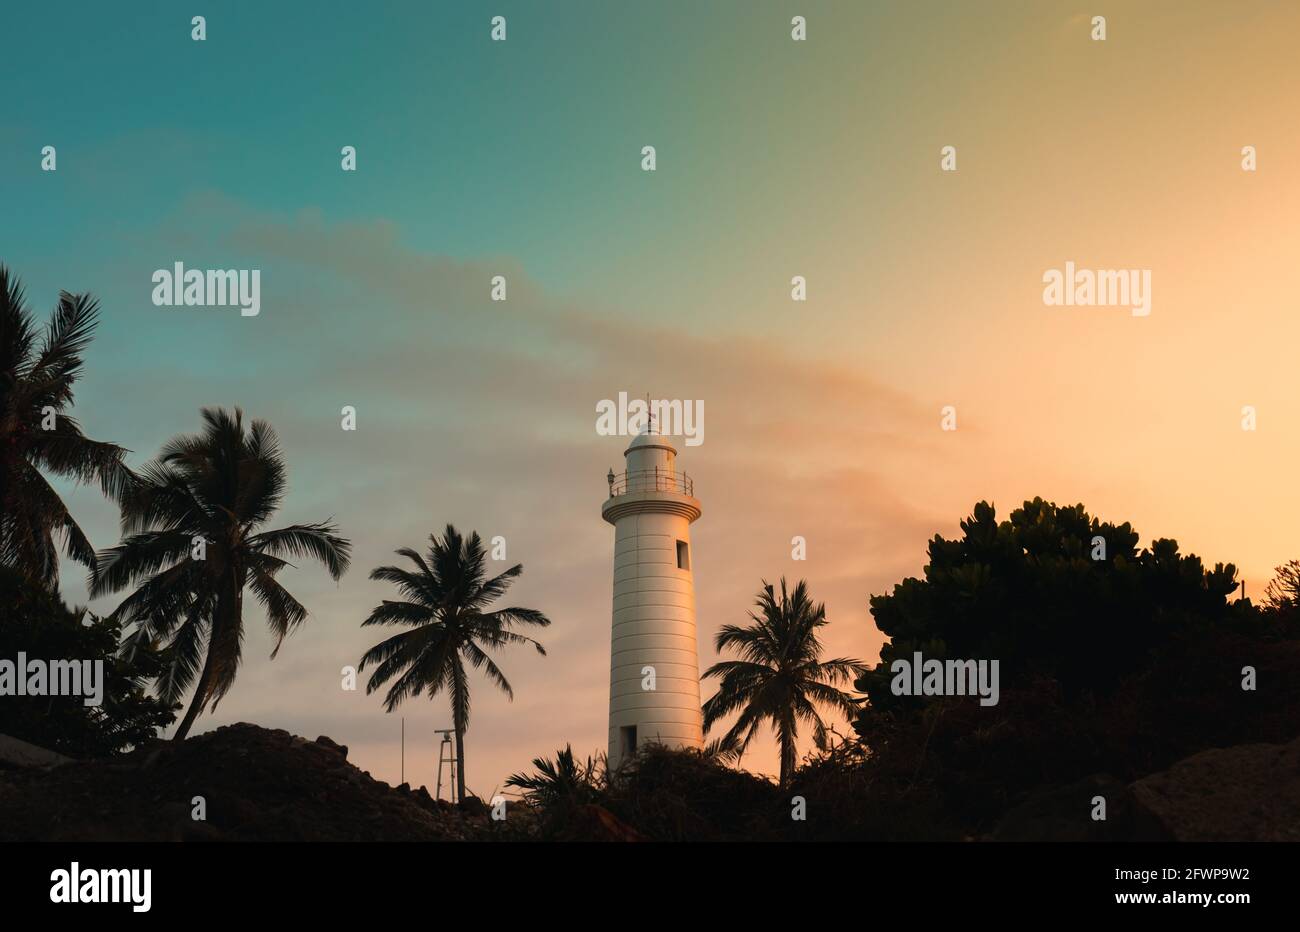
xmin=4 ymin=0 xmax=1005 ymax=337
xmin=8 ymin=1 xmax=820 ymax=294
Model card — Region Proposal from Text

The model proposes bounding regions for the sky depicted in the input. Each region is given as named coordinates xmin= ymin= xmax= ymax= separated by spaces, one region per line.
xmin=4 ymin=0 xmax=1299 ymax=795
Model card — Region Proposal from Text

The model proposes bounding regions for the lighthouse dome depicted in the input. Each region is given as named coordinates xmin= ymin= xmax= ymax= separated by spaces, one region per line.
xmin=624 ymin=429 xmax=677 ymax=457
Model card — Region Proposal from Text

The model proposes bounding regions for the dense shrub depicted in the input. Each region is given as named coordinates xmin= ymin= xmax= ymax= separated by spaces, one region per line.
xmin=0 ymin=565 xmax=175 ymax=756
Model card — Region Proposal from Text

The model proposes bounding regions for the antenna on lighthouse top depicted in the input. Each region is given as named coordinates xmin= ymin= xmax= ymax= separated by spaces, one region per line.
xmin=645 ymin=392 xmax=655 ymax=434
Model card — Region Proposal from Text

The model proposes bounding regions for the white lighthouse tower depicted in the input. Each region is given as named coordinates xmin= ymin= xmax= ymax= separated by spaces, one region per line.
xmin=602 ymin=422 xmax=704 ymax=770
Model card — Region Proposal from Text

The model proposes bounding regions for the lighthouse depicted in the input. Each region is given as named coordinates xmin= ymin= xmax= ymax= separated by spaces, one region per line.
xmin=602 ymin=423 xmax=704 ymax=770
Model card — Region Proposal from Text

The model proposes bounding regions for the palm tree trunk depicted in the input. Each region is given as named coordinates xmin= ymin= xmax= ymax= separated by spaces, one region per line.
xmin=173 ymin=583 xmax=234 ymax=742
xmin=173 ymin=644 xmax=216 ymax=742
xmin=449 ymin=672 xmax=469 ymax=804
xmin=455 ymin=726 xmax=467 ymax=804
xmin=779 ymin=722 xmax=797 ymax=786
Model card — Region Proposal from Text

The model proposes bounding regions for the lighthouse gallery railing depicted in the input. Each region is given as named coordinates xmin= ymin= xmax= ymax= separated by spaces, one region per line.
xmin=607 ymin=467 xmax=694 ymax=498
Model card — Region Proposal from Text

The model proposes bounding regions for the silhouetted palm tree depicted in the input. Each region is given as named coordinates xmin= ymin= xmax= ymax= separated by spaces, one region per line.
xmin=505 ymin=745 xmax=603 ymax=811
xmin=702 ymin=578 xmax=862 ymax=785
xmin=91 ymin=407 xmax=351 ymax=741
xmin=358 ymin=525 xmax=550 ymax=803
xmin=0 ymin=267 xmax=128 ymax=586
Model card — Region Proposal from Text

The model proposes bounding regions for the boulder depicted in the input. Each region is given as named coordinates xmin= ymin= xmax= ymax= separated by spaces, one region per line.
xmin=989 ymin=774 xmax=1173 ymax=841
xmin=0 ymin=733 xmax=73 ymax=770
xmin=557 ymin=804 xmax=645 ymax=842
xmin=459 ymin=794 xmax=489 ymax=817
xmin=1130 ymin=735 xmax=1300 ymax=842
xmin=314 ymin=735 xmax=348 ymax=759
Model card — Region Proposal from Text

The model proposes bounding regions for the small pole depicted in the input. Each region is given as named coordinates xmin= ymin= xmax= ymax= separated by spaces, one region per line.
xmin=401 ymin=717 xmax=405 ymax=785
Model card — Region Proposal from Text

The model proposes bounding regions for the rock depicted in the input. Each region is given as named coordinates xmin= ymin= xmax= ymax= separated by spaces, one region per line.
xmin=556 ymin=804 xmax=645 ymax=842
xmin=1130 ymin=736 xmax=1300 ymax=842
xmin=989 ymin=774 xmax=1173 ymax=841
xmin=180 ymin=819 xmax=228 ymax=842
xmin=314 ymin=735 xmax=348 ymax=759
xmin=0 ymin=733 xmax=73 ymax=770
xmin=459 ymin=795 xmax=489 ymax=818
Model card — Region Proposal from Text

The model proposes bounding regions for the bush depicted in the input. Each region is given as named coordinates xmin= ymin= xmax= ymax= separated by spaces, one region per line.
xmin=0 ymin=565 xmax=175 ymax=756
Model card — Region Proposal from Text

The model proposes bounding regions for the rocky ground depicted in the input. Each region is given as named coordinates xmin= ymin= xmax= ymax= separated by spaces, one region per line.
xmin=1129 ymin=736 xmax=1300 ymax=842
xmin=2 ymin=721 xmax=1295 ymax=841
xmin=0 ymin=723 xmax=505 ymax=842
xmin=988 ymin=735 xmax=1300 ymax=841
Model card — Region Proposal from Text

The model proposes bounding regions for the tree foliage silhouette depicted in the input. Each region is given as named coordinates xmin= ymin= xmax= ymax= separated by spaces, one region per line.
xmin=1264 ymin=560 xmax=1300 ymax=612
xmin=0 ymin=266 xmax=128 ymax=586
xmin=855 ymin=497 xmax=1243 ymax=718
xmin=0 ymin=565 xmax=175 ymax=755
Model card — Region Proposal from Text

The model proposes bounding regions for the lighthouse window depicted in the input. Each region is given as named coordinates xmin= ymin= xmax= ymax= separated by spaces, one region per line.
xmin=621 ymin=725 xmax=637 ymax=756
xmin=676 ymin=540 xmax=690 ymax=570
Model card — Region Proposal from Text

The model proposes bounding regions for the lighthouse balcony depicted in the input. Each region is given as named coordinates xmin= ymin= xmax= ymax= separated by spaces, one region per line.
xmin=607 ymin=467 xmax=694 ymax=498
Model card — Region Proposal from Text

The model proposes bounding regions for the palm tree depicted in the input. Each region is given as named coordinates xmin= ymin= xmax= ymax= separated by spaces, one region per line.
xmin=90 ymin=407 xmax=351 ymax=741
xmin=505 ymin=745 xmax=603 ymax=812
xmin=358 ymin=525 xmax=550 ymax=803
xmin=0 ymin=266 xmax=129 ymax=586
xmin=702 ymin=578 xmax=863 ymax=785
